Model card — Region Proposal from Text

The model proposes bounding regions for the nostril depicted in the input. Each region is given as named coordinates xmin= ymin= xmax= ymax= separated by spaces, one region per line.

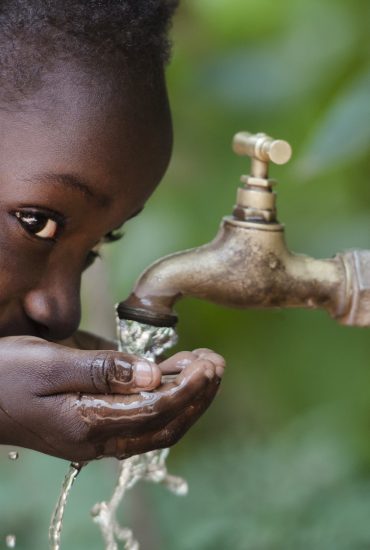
xmin=31 ymin=314 xmax=80 ymax=341
xmin=25 ymin=314 xmax=80 ymax=341
xmin=30 ymin=320 xmax=62 ymax=341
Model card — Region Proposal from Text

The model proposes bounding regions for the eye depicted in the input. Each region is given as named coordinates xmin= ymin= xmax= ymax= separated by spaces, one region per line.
xmin=14 ymin=210 xmax=63 ymax=241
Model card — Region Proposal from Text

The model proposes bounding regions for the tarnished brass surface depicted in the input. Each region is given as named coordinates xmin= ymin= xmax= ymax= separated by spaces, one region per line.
xmin=119 ymin=131 xmax=370 ymax=328
xmin=122 ymin=217 xmax=348 ymax=321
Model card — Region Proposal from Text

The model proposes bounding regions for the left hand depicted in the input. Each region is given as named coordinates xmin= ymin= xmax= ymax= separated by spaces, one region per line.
xmin=0 ymin=334 xmax=225 ymax=461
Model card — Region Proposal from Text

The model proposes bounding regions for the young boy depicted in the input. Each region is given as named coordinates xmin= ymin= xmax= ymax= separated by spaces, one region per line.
xmin=0 ymin=1 xmax=225 ymax=462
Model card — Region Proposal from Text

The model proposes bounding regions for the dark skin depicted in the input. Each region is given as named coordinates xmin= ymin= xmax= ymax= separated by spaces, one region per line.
xmin=0 ymin=63 xmax=225 ymax=462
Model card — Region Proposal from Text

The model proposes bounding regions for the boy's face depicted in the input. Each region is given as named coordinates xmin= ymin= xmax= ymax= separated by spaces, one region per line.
xmin=0 ymin=64 xmax=172 ymax=340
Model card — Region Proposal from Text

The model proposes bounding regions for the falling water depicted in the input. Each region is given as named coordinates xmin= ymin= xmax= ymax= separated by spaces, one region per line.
xmin=91 ymin=317 xmax=187 ymax=550
xmin=91 ymin=448 xmax=187 ymax=550
xmin=5 ymin=450 xmax=19 ymax=546
xmin=48 ymin=462 xmax=82 ymax=550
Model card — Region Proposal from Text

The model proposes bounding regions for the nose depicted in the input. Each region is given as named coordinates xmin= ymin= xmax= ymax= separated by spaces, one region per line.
xmin=23 ymin=268 xmax=82 ymax=341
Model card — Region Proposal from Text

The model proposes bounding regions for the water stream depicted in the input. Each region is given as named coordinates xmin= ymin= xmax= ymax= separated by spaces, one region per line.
xmin=48 ymin=462 xmax=82 ymax=550
xmin=5 ymin=450 xmax=19 ymax=547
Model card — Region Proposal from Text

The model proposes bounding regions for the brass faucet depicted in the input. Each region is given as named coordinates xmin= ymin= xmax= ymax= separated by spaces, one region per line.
xmin=118 ymin=131 xmax=370 ymax=328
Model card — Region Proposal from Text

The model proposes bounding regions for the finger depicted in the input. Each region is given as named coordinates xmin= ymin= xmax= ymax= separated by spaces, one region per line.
xmin=75 ymin=358 xmax=219 ymax=436
xmin=192 ymin=348 xmax=226 ymax=377
xmin=109 ymin=378 xmax=220 ymax=458
xmin=160 ymin=349 xmax=226 ymax=378
xmin=32 ymin=340 xmax=161 ymax=395
xmin=159 ymin=351 xmax=197 ymax=374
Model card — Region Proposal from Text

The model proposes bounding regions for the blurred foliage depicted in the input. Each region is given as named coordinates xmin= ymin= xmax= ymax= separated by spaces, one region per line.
xmin=3 ymin=1 xmax=370 ymax=548
xmin=149 ymin=410 xmax=370 ymax=550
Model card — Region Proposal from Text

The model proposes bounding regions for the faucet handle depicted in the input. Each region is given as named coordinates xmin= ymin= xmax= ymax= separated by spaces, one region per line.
xmin=232 ymin=131 xmax=292 ymax=165
xmin=232 ymin=131 xmax=292 ymax=178
xmin=231 ymin=131 xmax=292 ymax=223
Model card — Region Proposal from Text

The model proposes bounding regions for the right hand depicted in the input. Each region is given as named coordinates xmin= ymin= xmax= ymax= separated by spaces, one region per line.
xmin=0 ymin=336 xmax=224 ymax=461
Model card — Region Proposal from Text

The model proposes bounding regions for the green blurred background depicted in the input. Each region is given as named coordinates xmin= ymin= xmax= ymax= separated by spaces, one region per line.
xmin=2 ymin=1 xmax=370 ymax=548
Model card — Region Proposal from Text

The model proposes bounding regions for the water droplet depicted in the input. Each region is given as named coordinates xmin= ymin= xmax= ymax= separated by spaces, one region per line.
xmin=8 ymin=451 xmax=19 ymax=461
xmin=5 ymin=534 xmax=16 ymax=548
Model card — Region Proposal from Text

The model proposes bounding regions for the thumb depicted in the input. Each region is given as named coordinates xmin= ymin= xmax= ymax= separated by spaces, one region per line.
xmin=17 ymin=338 xmax=162 ymax=395
xmin=54 ymin=346 xmax=162 ymax=395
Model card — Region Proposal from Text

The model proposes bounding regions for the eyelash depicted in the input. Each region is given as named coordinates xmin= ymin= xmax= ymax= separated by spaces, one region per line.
xmin=84 ymin=231 xmax=124 ymax=269
xmin=84 ymin=249 xmax=101 ymax=269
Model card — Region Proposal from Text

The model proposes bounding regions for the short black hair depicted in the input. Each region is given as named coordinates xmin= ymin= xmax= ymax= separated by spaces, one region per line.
xmin=0 ymin=0 xmax=179 ymax=104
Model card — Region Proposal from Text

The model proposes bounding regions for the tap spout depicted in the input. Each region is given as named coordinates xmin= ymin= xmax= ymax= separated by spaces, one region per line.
xmin=119 ymin=216 xmax=357 ymax=327
xmin=118 ymin=130 xmax=370 ymax=329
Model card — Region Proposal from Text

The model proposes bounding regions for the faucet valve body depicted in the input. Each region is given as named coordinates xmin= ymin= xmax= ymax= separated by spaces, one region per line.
xmin=232 ymin=131 xmax=292 ymax=224
xmin=234 ymin=182 xmax=277 ymax=223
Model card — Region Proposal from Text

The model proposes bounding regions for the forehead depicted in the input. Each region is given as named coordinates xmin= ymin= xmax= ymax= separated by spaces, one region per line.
xmin=0 ymin=63 xmax=172 ymax=212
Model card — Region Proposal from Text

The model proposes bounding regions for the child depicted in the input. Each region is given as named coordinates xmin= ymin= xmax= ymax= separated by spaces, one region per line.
xmin=0 ymin=1 xmax=225 ymax=462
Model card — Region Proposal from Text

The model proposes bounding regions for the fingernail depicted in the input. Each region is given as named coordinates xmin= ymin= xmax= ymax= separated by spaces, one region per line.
xmin=134 ymin=361 xmax=153 ymax=387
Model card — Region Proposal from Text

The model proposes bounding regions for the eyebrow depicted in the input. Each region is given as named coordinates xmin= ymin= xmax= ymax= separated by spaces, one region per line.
xmin=26 ymin=172 xmax=111 ymax=207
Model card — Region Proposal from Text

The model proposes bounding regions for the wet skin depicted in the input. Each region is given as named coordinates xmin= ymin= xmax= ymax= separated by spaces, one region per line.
xmin=0 ymin=64 xmax=225 ymax=461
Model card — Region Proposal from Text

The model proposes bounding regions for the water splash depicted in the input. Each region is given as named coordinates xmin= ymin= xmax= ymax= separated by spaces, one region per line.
xmin=91 ymin=448 xmax=188 ymax=550
xmin=91 ymin=317 xmax=187 ymax=550
xmin=49 ymin=463 xmax=82 ymax=550
xmin=5 ymin=534 xmax=16 ymax=548
xmin=116 ymin=318 xmax=178 ymax=358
